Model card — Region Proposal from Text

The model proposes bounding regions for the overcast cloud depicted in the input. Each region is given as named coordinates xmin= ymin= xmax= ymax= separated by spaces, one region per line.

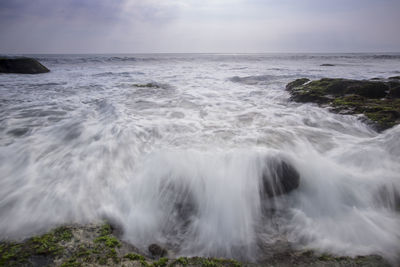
xmin=0 ymin=0 xmax=399 ymax=53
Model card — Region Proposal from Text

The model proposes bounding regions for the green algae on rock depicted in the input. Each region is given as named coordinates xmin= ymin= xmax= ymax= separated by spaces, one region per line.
xmin=0 ymin=57 xmax=50 ymax=74
xmin=0 ymin=226 xmax=73 ymax=266
xmin=286 ymin=78 xmax=400 ymax=131
xmin=0 ymin=224 xmax=392 ymax=267
xmin=0 ymin=224 xmax=244 ymax=267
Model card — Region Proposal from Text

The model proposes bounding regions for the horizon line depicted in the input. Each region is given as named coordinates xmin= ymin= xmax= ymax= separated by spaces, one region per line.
xmin=2 ymin=51 xmax=400 ymax=55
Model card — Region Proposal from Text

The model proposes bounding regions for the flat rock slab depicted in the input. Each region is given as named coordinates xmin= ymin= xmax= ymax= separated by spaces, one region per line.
xmin=0 ymin=57 xmax=50 ymax=74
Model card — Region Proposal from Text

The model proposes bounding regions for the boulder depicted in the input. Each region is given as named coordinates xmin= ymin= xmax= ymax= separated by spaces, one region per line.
xmin=261 ymin=158 xmax=300 ymax=198
xmin=0 ymin=57 xmax=50 ymax=74
xmin=148 ymin=244 xmax=167 ymax=257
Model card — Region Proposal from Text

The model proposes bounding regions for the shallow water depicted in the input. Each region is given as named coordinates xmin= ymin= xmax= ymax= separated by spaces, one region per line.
xmin=0 ymin=53 xmax=399 ymax=262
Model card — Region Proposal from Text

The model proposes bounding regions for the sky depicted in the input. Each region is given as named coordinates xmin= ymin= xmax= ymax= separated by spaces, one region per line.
xmin=1 ymin=0 xmax=400 ymax=53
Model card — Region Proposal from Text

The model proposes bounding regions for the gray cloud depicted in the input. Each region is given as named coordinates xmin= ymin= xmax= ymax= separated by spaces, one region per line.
xmin=0 ymin=0 xmax=399 ymax=53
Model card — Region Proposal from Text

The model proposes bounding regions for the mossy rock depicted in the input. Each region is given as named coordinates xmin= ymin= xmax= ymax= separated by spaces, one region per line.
xmin=0 ymin=57 xmax=50 ymax=74
xmin=286 ymin=77 xmax=400 ymax=131
xmin=294 ymin=78 xmax=388 ymax=98
xmin=0 ymin=224 xmax=394 ymax=267
xmin=286 ymin=78 xmax=310 ymax=90
xmin=0 ymin=226 xmax=73 ymax=266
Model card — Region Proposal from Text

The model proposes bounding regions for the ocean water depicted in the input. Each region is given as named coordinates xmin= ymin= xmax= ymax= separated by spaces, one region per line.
xmin=0 ymin=54 xmax=399 ymax=262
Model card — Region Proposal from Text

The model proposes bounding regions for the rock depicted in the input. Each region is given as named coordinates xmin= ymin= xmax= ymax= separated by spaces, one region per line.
xmin=0 ymin=224 xmax=394 ymax=266
xmin=346 ymin=81 xmax=388 ymax=98
xmin=148 ymin=244 xmax=167 ymax=257
xmin=0 ymin=57 xmax=50 ymax=74
xmin=388 ymin=85 xmax=400 ymax=98
xmin=320 ymin=64 xmax=335 ymax=66
xmin=286 ymin=77 xmax=400 ymax=131
xmin=7 ymin=128 xmax=29 ymax=137
xmin=133 ymin=83 xmax=160 ymax=88
xmin=261 ymin=158 xmax=300 ymax=198
xmin=292 ymin=78 xmax=387 ymax=98
xmin=159 ymin=179 xmax=198 ymax=227
xmin=389 ymin=76 xmax=400 ymax=80
xmin=286 ymin=78 xmax=310 ymax=90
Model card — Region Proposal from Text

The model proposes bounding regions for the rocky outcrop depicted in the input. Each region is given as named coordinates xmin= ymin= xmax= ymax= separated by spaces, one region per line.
xmin=0 ymin=57 xmax=50 ymax=74
xmin=286 ymin=78 xmax=400 ymax=131
xmin=0 ymin=224 xmax=391 ymax=266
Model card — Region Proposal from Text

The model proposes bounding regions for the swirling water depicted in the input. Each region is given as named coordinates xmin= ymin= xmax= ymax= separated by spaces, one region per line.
xmin=0 ymin=54 xmax=399 ymax=262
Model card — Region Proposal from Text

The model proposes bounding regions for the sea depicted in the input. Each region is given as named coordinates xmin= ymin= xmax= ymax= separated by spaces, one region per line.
xmin=0 ymin=53 xmax=399 ymax=262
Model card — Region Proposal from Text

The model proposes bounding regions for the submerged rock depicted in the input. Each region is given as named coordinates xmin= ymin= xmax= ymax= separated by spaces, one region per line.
xmin=261 ymin=158 xmax=300 ymax=198
xmin=159 ymin=179 xmax=198 ymax=234
xmin=320 ymin=63 xmax=335 ymax=66
xmin=0 ymin=57 xmax=50 ymax=74
xmin=286 ymin=77 xmax=400 ymax=131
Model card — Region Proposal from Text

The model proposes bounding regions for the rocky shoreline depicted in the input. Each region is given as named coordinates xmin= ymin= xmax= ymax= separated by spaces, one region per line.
xmin=286 ymin=77 xmax=400 ymax=132
xmin=0 ymin=223 xmax=391 ymax=267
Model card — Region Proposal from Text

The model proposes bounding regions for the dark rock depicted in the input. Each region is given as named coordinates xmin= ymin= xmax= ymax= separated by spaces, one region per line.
xmin=286 ymin=77 xmax=400 ymax=131
xmin=286 ymin=78 xmax=310 ymax=90
xmin=161 ymin=180 xmax=198 ymax=223
xmin=346 ymin=81 xmax=388 ymax=98
xmin=320 ymin=64 xmax=335 ymax=66
xmin=388 ymin=85 xmax=400 ymax=98
xmin=0 ymin=57 xmax=50 ymax=74
xmin=261 ymin=158 xmax=300 ymax=198
xmin=100 ymin=217 xmax=125 ymax=237
xmin=294 ymin=78 xmax=387 ymax=98
xmin=148 ymin=244 xmax=167 ymax=257
xmin=7 ymin=128 xmax=29 ymax=137
xmin=158 ymin=179 xmax=198 ymax=244
xmin=132 ymin=83 xmax=160 ymax=88
xmin=389 ymin=76 xmax=400 ymax=80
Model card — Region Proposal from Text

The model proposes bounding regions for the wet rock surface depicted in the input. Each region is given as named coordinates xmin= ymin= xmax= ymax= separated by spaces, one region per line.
xmin=261 ymin=158 xmax=300 ymax=198
xmin=0 ymin=57 xmax=50 ymax=74
xmin=0 ymin=224 xmax=392 ymax=266
xmin=286 ymin=78 xmax=400 ymax=131
xmin=148 ymin=243 xmax=167 ymax=258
